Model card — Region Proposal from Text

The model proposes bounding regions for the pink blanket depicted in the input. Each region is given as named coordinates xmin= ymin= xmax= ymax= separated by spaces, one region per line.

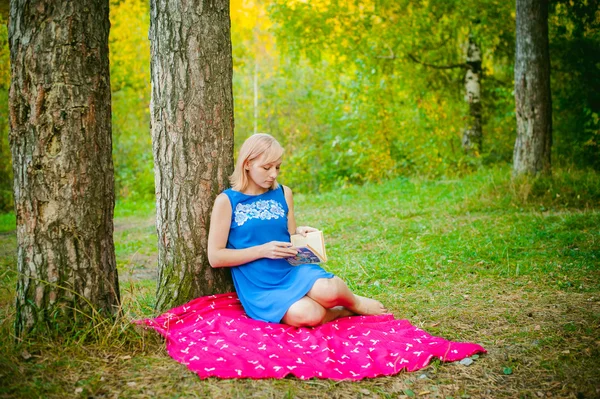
xmin=136 ymin=293 xmax=485 ymax=380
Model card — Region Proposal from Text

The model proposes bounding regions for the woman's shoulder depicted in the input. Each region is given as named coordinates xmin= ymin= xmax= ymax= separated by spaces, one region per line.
xmin=281 ymin=184 xmax=294 ymax=199
xmin=214 ymin=192 xmax=233 ymax=208
xmin=279 ymin=184 xmax=294 ymax=209
xmin=220 ymin=188 xmax=240 ymax=199
xmin=280 ymin=184 xmax=292 ymax=195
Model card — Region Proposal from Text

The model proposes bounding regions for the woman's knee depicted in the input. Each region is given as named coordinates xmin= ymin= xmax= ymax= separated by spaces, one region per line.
xmin=309 ymin=277 xmax=346 ymax=305
xmin=283 ymin=298 xmax=326 ymax=327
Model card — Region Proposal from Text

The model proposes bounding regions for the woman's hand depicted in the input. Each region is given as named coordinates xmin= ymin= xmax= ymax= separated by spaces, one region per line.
xmin=295 ymin=226 xmax=318 ymax=237
xmin=259 ymin=241 xmax=298 ymax=259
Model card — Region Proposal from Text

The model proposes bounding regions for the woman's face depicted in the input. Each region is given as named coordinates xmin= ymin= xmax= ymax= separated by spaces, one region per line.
xmin=246 ymin=154 xmax=282 ymax=192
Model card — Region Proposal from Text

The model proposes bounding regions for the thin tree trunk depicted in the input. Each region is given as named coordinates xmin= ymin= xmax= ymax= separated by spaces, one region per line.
xmin=150 ymin=0 xmax=235 ymax=312
xmin=462 ymin=35 xmax=483 ymax=154
xmin=9 ymin=0 xmax=119 ymax=335
xmin=513 ymin=0 xmax=552 ymax=176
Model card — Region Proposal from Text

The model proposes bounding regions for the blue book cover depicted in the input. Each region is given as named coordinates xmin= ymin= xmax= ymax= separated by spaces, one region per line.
xmin=286 ymin=246 xmax=323 ymax=266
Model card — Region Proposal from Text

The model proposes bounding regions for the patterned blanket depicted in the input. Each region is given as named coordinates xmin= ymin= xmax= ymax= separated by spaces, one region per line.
xmin=135 ymin=292 xmax=485 ymax=380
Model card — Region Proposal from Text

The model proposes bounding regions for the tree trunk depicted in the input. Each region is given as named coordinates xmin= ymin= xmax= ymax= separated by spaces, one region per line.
xmin=462 ymin=35 xmax=483 ymax=155
xmin=9 ymin=0 xmax=120 ymax=335
xmin=150 ymin=0 xmax=235 ymax=312
xmin=513 ymin=0 xmax=552 ymax=176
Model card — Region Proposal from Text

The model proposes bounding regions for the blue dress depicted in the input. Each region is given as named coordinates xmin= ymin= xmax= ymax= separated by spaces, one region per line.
xmin=223 ymin=185 xmax=334 ymax=323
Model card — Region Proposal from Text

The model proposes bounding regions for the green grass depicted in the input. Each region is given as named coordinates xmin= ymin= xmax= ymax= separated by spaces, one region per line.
xmin=0 ymin=166 xmax=599 ymax=398
xmin=0 ymin=211 xmax=15 ymax=233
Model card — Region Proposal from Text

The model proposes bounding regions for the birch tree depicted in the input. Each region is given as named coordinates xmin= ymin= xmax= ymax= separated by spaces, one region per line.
xmin=462 ymin=35 xmax=483 ymax=154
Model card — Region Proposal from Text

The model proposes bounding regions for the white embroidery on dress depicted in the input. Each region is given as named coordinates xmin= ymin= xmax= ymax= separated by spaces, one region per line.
xmin=234 ymin=200 xmax=285 ymax=226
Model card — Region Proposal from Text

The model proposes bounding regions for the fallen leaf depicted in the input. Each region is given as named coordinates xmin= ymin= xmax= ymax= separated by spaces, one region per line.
xmin=459 ymin=358 xmax=474 ymax=366
xmin=75 ymin=387 xmax=83 ymax=394
xmin=21 ymin=350 xmax=32 ymax=360
xmin=403 ymin=389 xmax=416 ymax=397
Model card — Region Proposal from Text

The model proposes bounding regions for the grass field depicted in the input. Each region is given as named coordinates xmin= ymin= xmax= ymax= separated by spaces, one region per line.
xmin=0 ymin=167 xmax=599 ymax=398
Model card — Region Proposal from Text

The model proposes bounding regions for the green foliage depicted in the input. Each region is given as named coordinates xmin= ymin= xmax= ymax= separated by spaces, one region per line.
xmin=1 ymin=0 xmax=598 ymax=212
xmin=266 ymin=0 xmax=516 ymax=190
xmin=261 ymin=0 xmax=599 ymax=190
xmin=109 ymin=0 xmax=154 ymax=201
xmin=549 ymin=0 xmax=600 ymax=169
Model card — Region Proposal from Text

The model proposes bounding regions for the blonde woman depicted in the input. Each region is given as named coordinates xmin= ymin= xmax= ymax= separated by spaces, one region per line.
xmin=208 ymin=133 xmax=386 ymax=327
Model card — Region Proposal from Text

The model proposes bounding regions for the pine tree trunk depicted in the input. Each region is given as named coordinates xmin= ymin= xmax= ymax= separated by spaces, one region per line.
xmin=150 ymin=0 xmax=235 ymax=312
xmin=462 ymin=35 xmax=483 ymax=154
xmin=9 ymin=0 xmax=120 ymax=335
xmin=513 ymin=0 xmax=552 ymax=175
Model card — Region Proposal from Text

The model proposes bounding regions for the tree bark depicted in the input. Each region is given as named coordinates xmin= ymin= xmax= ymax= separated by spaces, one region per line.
xmin=150 ymin=0 xmax=235 ymax=312
xmin=9 ymin=0 xmax=119 ymax=335
xmin=462 ymin=35 xmax=483 ymax=154
xmin=513 ymin=0 xmax=552 ymax=176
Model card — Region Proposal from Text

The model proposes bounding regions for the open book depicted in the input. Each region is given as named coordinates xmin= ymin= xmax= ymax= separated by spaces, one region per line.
xmin=286 ymin=230 xmax=328 ymax=266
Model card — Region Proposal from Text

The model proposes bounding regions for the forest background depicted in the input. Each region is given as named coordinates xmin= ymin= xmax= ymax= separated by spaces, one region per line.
xmin=0 ymin=0 xmax=598 ymax=210
xmin=0 ymin=1 xmax=599 ymax=397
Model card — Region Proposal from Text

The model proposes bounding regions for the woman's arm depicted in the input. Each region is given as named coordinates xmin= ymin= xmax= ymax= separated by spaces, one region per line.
xmin=283 ymin=185 xmax=297 ymax=236
xmin=207 ymin=193 xmax=297 ymax=268
xmin=283 ymin=185 xmax=317 ymax=236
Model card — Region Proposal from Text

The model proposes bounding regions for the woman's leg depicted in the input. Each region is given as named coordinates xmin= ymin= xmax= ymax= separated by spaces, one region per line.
xmin=281 ymin=296 xmax=353 ymax=327
xmin=306 ymin=276 xmax=387 ymax=315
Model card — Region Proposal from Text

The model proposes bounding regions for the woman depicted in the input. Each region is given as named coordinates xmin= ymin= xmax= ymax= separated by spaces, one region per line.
xmin=207 ymin=133 xmax=386 ymax=327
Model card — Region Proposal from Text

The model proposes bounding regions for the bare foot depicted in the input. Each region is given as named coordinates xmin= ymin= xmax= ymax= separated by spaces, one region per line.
xmin=322 ymin=306 xmax=354 ymax=324
xmin=351 ymin=295 xmax=387 ymax=315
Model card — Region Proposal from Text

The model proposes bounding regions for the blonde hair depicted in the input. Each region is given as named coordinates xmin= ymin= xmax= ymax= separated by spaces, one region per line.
xmin=230 ymin=133 xmax=284 ymax=192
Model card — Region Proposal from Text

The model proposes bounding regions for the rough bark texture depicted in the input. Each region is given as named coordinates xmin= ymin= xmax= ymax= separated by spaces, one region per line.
xmin=462 ymin=35 xmax=483 ymax=154
xmin=150 ymin=0 xmax=235 ymax=311
xmin=513 ymin=0 xmax=552 ymax=175
xmin=9 ymin=0 xmax=120 ymax=335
